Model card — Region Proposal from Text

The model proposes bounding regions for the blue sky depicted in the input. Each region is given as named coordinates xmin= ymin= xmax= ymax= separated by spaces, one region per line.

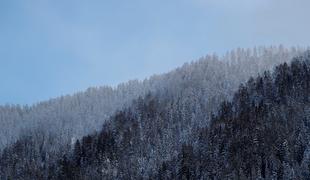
xmin=0 ymin=0 xmax=310 ymax=105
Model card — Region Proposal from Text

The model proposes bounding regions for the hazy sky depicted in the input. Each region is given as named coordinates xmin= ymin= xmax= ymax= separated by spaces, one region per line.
xmin=0 ymin=0 xmax=309 ymax=105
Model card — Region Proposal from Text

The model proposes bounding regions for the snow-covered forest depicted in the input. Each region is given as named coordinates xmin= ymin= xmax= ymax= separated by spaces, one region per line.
xmin=0 ymin=46 xmax=303 ymax=149
xmin=1 ymin=46 xmax=310 ymax=179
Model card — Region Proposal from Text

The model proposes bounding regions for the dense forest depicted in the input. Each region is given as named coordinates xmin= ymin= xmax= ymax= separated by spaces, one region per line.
xmin=1 ymin=46 xmax=310 ymax=179
xmin=0 ymin=46 xmax=304 ymax=151
xmin=157 ymin=54 xmax=310 ymax=179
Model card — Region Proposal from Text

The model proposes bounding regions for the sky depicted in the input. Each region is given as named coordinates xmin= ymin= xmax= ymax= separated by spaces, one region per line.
xmin=0 ymin=0 xmax=310 ymax=105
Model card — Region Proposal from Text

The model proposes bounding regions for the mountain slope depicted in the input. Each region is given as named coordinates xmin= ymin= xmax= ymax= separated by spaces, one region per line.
xmin=157 ymin=52 xmax=310 ymax=179
xmin=1 ymin=48 xmax=310 ymax=179
xmin=0 ymin=46 xmax=304 ymax=150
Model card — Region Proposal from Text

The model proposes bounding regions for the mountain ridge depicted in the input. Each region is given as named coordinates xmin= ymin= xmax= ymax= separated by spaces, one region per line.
xmin=0 ymin=46 xmax=306 ymax=151
xmin=1 ymin=47 xmax=310 ymax=179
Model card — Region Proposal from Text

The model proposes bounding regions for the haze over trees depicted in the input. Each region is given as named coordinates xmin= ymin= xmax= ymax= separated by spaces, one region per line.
xmin=0 ymin=46 xmax=310 ymax=179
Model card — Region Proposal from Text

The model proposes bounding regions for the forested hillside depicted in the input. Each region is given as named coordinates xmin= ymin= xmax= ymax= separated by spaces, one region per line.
xmin=1 ymin=47 xmax=310 ymax=179
xmin=0 ymin=46 xmax=304 ymax=151
xmin=156 ymin=52 xmax=310 ymax=179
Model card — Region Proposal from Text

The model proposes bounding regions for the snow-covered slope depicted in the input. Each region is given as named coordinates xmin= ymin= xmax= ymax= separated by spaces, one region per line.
xmin=0 ymin=46 xmax=305 ymax=150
